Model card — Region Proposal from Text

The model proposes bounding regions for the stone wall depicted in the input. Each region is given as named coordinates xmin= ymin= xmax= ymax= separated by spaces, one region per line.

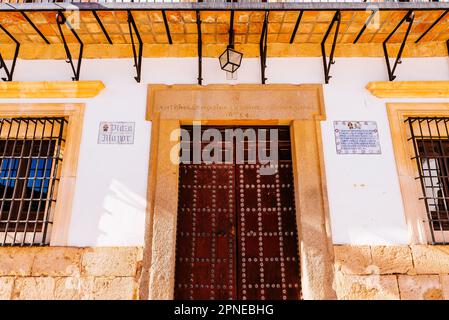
xmin=334 ymin=245 xmax=449 ymax=300
xmin=3 ymin=245 xmax=449 ymax=300
xmin=0 ymin=247 xmax=143 ymax=300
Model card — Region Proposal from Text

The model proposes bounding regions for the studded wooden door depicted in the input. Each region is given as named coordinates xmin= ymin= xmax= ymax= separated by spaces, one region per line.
xmin=174 ymin=126 xmax=301 ymax=300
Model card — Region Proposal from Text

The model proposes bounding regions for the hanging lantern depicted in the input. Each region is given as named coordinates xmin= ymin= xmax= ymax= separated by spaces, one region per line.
xmin=219 ymin=47 xmax=243 ymax=73
xmin=219 ymin=11 xmax=243 ymax=74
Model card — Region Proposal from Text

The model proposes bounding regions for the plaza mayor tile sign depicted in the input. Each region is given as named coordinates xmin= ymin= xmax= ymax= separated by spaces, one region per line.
xmin=98 ymin=121 xmax=135 ymax=144
xmin=333 ymin=120 xmax=381 ymax=154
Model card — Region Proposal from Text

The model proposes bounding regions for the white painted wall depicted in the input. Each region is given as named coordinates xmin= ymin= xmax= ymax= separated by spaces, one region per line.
xmin=1 ymin=56 xmax=448 ymax=246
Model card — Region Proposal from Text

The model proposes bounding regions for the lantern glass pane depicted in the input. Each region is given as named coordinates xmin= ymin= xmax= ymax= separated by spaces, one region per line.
xmin=219 ymin=51 xmax=228 ymax=69
xmin=223 ymin=63 xmax=234 ymax=73
xmin=228 ymin=50 xmax=242 ymax=66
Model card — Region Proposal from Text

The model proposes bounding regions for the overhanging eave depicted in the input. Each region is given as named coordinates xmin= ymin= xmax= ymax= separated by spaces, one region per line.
xmin=4 ymin=2 xmax=449 ymax=12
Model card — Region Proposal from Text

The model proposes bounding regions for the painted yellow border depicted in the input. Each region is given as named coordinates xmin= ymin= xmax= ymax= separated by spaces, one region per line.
xmin=0 ymin=81 xmax=105 ymax=99
xmin=387 ymin=103 xmax=449 ymax=244
xmin=367 ymin=81 xmax=449 ymax=98
xmin=0 ymin=104 xmax=85 ymax=246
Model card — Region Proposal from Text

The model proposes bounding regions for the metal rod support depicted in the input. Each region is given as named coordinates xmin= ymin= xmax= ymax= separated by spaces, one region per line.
xmin=92 ymin=11 xmax=113 ymax=45
xmin=197 ymin=10 xmax=202 ymax=85
xmin=162 ymin=10 xmax=173 ymax=45
xmin=415 ymin=10 xmax=448 ymax=43
xmin=56 ymin=11 xmax=84 ymax=81
xmin=321 ymin=10 xmax=341 ymax=84
xmin=353 ymin=9 xmax=377 ymax=44
xmin=290 ymin=10 xmax=303 ymax=44
xmin=128 ymin=10 xmax=143 ymax=83
xmin=21 ymin=12 xmax=50 ymax=44
xmin=0 ymin=23 xmax=20 ymax=81
xmin=383 ymin=10 xmax=414 ymax=81
xmin=260 ymin=11 xmax=269 ymax=84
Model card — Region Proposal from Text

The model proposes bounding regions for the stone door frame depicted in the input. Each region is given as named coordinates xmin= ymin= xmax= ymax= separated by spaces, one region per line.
xmin=140 ymin=84 xmax=336 ymax=300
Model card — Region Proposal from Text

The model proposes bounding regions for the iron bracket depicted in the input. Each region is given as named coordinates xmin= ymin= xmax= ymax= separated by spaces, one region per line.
xmin=0 ymin=24 xmax=20 ymax=82
xmin=383 ymin=10 xmax=414 ymax=81
xmin=197 ymin=10 xmax=202 ymax=85
xmin=260 ymin=11 xmax=269 ymax=84
xmin=56 ymin=11 xmax=84 ymax=81
xmin=128 ymin=10 xmax=143 ymax=83
xmin=321 ymin=10 xmax=341 ymax=84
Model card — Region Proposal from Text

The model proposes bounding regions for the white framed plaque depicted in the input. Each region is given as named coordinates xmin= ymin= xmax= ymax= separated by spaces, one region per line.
xmin=98 ymin=121 xmax=135 ymax=145
xmin=333 ymin=120 xmax=381 ymax=154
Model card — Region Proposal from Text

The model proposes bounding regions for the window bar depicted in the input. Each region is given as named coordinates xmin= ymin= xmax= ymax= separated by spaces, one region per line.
xmin=1 ymin=119 xmax=25 ymax=245
xmin=27 ymin=119 xmax=48 ymax=246
xmin=406 ymin=117 xmax=449 ymax=244
xmin=41 ymin=119 xmax=65 ymax=245
xmin=31 ymin=119 xmax=56 ymax=246
xmin=19 ymin=118 xmax=39 ymax=246
xmin=10 ymin=119 xmax=33 ymax=245
xmin=417 ymin=118 xmax=439 ymax=243
xmin=0 ymin=117 xmax=65 ymax=246
xmin=407 ymin=118 xmax=436 ymax=243
xmin=424 ymin=118 xmax=445 ymax=239
xmin=434 ymin=119 xmax=449 ymax=242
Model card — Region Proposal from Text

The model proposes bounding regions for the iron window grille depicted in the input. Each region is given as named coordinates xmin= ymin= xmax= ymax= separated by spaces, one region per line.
xmin=0 ymin=117 xmax=67 ymax=246
xmin=406 ymin=117 xmax=449 ymax=244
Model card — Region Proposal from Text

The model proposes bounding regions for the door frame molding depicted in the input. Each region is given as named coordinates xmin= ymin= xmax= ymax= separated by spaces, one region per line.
xmin=140 ymin=84 xmax=336 ymax=300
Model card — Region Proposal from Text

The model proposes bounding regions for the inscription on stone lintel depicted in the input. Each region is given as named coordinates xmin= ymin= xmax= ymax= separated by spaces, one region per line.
xmin=157 ymin=104 xmax=307 ymax=119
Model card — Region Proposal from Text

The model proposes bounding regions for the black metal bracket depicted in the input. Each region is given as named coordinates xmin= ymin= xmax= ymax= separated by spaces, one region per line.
xmin=260 ymin=11 xmax=269 ymax=84
xmin=290 ymin=11 xmax=303 ymax=44
xmin=197 ymin=10 xmax=202 ymax=85
xmin=162 ymin=10 xmax=173 ymax=45
xmin=56 ymin=11 xmax=84 ymax=81
xmin=128 ymin=11 xmax=143 ymax=83
xmin=415 ymin=10 xmax=448 ymax=43
xmin=321 ymin=10 xmax=341 ymax=84
xmin=383 ymin=10 xmax=414 ymax=81
xmin=92 ymin=11 xmax=113 ymax=45
xmin=353 ymin=9 xmax=378 ymax=44
xmin=229 ymin=10 xmax=235 ymax=49
xmin=0 ymin=24 xmax=20 ymax=81
xmin=21 ymin=12 xmax=50 ymax=44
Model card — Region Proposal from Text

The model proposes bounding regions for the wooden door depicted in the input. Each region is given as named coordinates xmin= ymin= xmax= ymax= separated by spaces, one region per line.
xmin=174 ymin=126 xmax=301 ymax=300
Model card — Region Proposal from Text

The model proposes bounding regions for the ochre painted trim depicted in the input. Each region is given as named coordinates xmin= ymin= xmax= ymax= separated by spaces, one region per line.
xmin=0 ymin=42 xmax=447 ymax=60
xmin=143 ymin=84 xmax=336 ymax=300
xmin=387 ymin=103 xmax=449 ymax=245
xmin=367 ymin=81 xmax=449 ymax=98
xmin=0 ymin=104 xmax=85 ymax=246
xmin=0 ymin=81 xmax=105 ymax=99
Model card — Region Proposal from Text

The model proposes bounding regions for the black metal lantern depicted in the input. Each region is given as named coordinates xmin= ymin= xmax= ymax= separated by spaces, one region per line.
xmin=219 ymin=47 xmax=243 ymax=73
xmin=219 ymin=11 xmax=243 ymax=74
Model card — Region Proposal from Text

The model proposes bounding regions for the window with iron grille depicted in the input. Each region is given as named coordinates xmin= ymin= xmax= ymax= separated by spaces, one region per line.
xmin=0 ymin=117 xmax=67 ymax=246
xmin=406 ymin=117 xmax=449 ymax=244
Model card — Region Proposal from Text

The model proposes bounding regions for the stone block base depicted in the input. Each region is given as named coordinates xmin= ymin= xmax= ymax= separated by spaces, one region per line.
xmin=334 ymin=245 xmax=449 ymax=300
xmin=0 ymin=247 xmax=143 ymax=300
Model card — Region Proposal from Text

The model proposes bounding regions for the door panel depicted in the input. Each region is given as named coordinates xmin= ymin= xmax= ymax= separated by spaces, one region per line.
xmin=174 ymin=126 xmax=301 ymax=300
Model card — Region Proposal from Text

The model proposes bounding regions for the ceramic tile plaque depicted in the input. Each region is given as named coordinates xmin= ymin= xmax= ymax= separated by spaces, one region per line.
xmin=98 ymin=121 xmax=135 ymax=144
xmin=334 ymin=120 xmax=381 ymax=154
